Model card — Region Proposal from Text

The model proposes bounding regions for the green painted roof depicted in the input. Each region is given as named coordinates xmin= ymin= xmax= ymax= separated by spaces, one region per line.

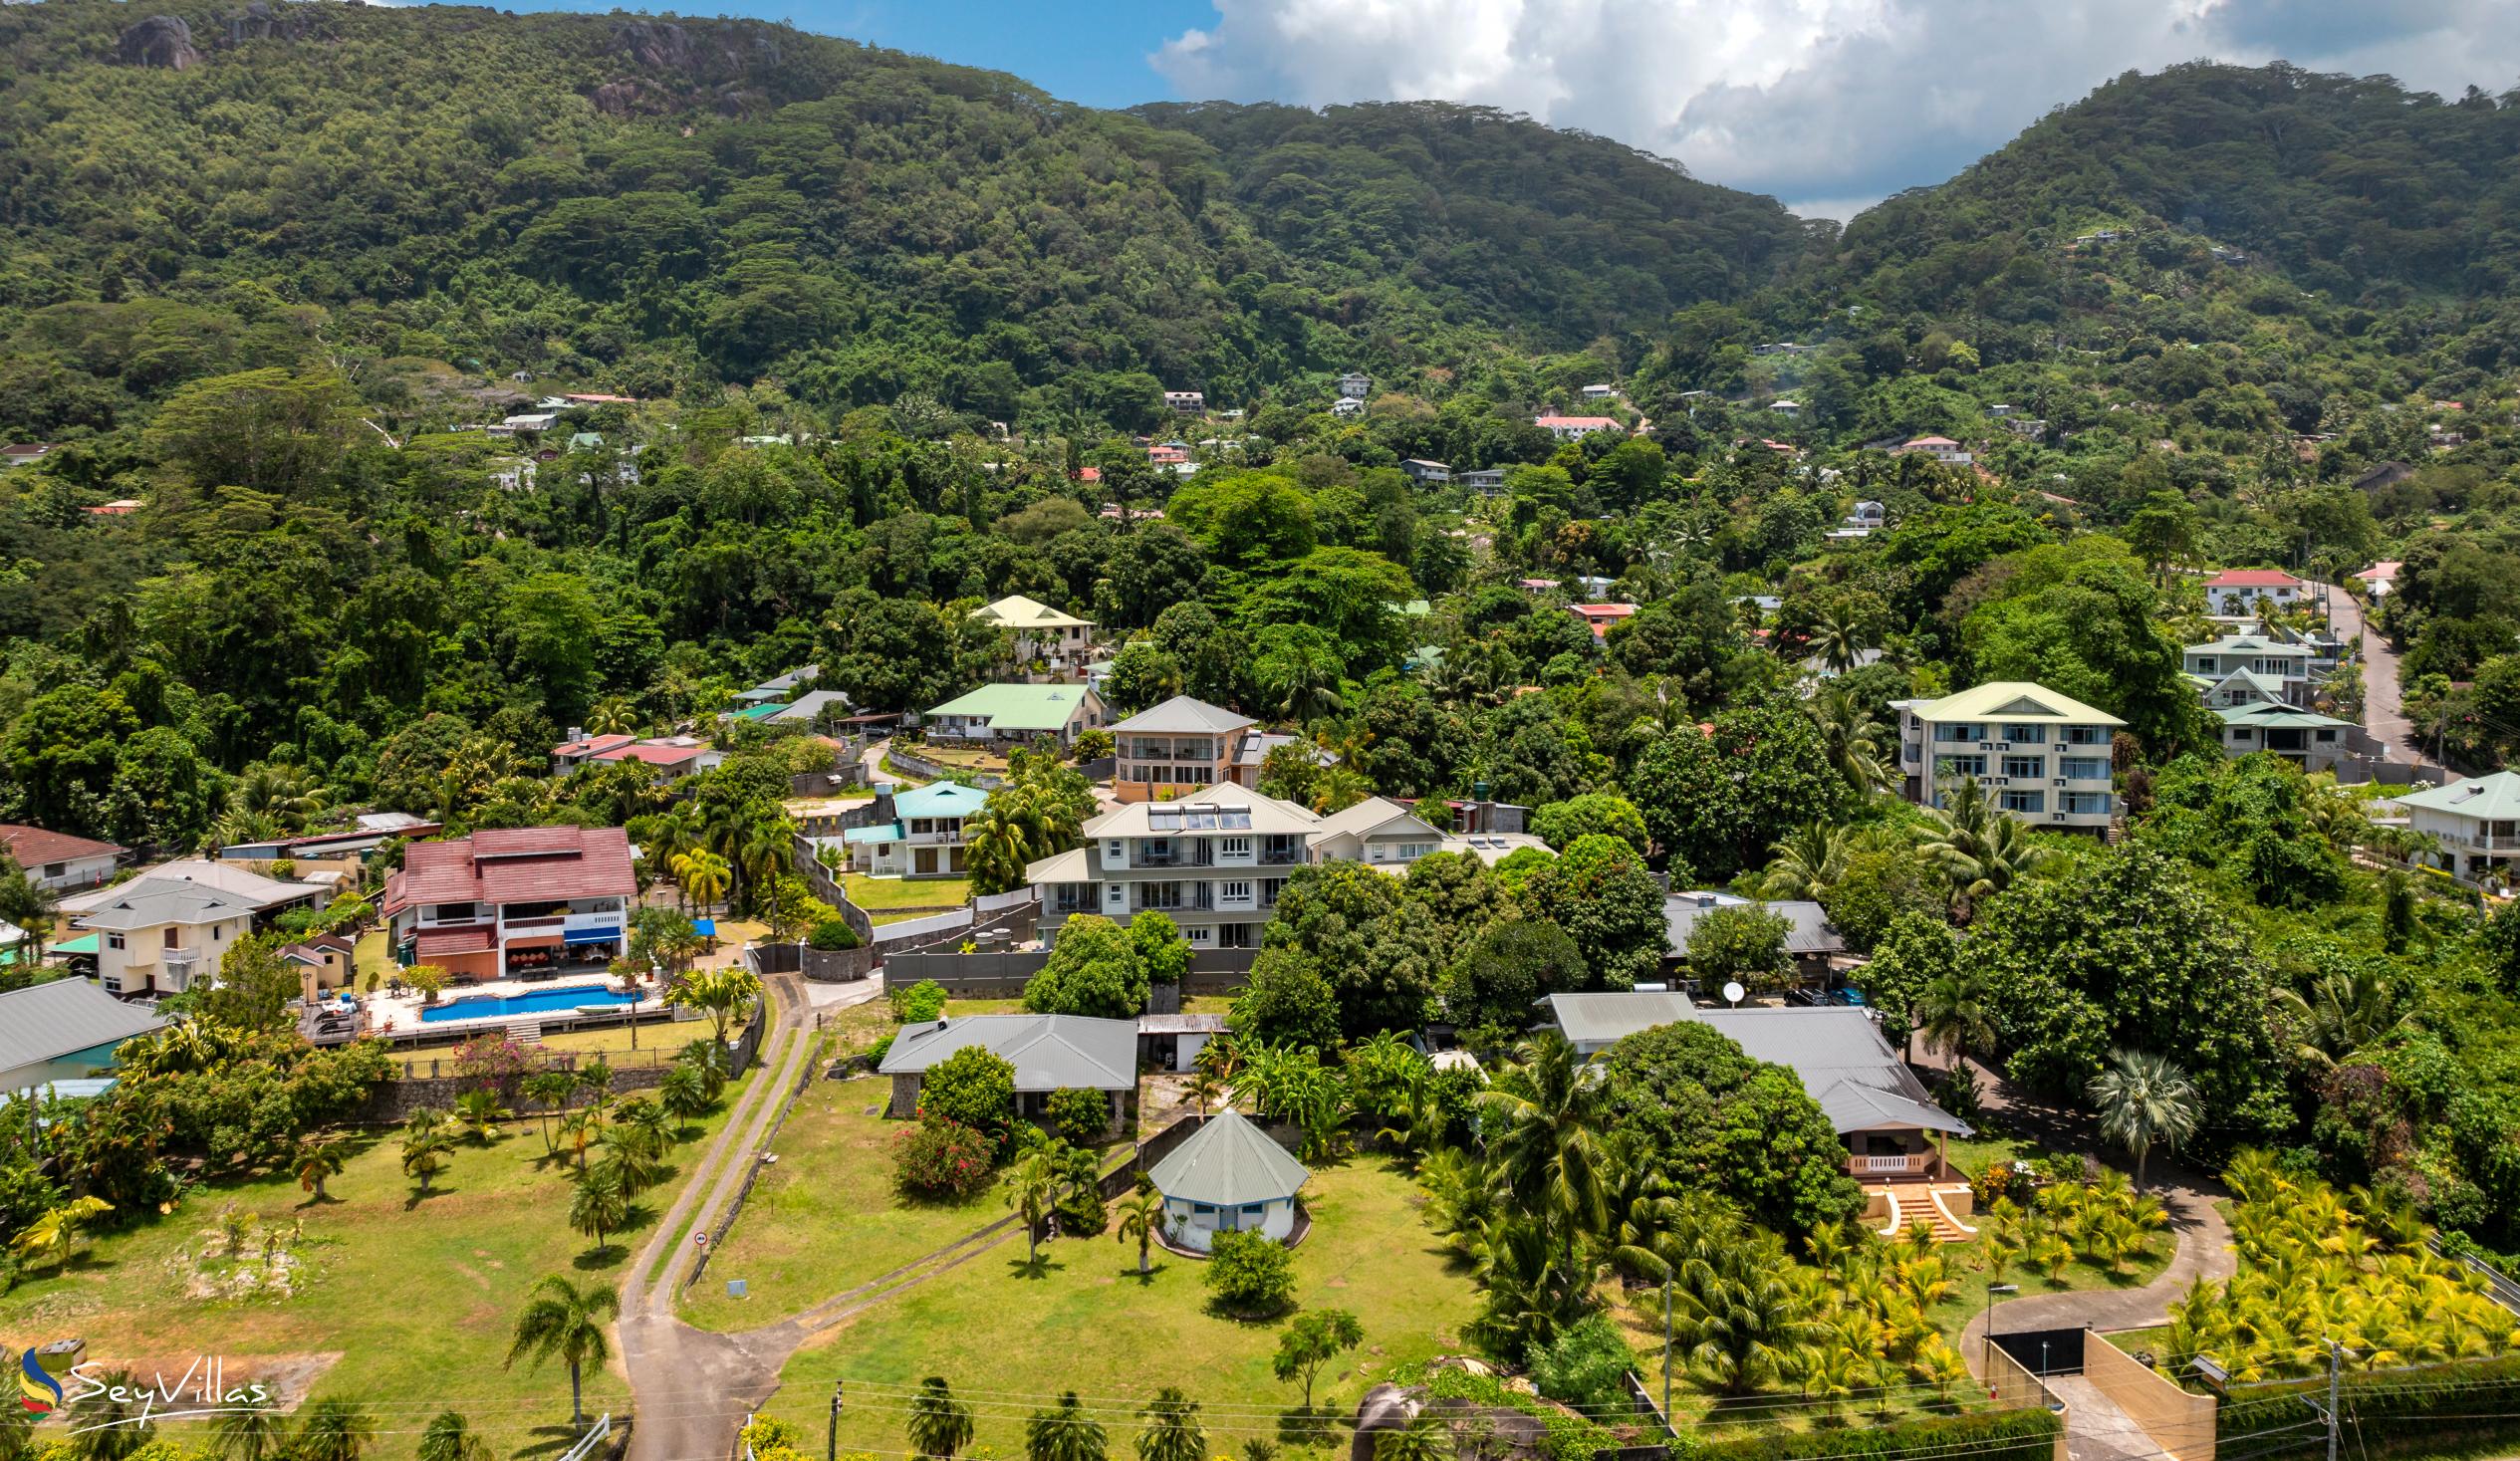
xmin=2394 ymin=772 xmax=2520 ymax=820
xmin=923 ymin=682 xmax=1094 ymax=731
xmin=843 ymin=822 xmax=905 ymax=845
xmin=2218 ymin=703 xmax=2350 ymax=731
xmin=896 ymin=782 xmax=991 ymax=819
xmin=50 ymin=933 xmax=98 ymax=955
xmin=721 ymin=702 xmax=784 ymax=722
xmin=1147 ymin=1109 xmax=1311 ymax=1206
xmin=1910 ymin=680 xmax=2124 ymax=727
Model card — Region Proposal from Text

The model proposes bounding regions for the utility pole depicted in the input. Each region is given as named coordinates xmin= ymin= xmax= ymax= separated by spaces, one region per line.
xmin=828 ymin=1378 xmax=844 ymax=1461
xmin=1661 ymin=1281 xmax=1674 ymax=1423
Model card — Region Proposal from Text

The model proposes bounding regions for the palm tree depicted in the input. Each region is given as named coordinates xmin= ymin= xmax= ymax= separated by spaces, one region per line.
xmin=1910 ymin=970 xmax=1998 ymax=1068
xmin=1309 ymin=765 xmax=1373 ymax=815
xmin=1918 ymin=777 xmax=2059 ymax=919
xmin=2088 ymin=1049 xmax=2202 ymax=1190
xmin=1758 ymin=821 xmax=1850 ymax=900
xmin=1114 ymin=1181 xmax=1166 ymax=1277
xmin=400 ymin=1111 xmax=455 ymax=1195
xmin=523 ymin=1071 xmax=577 ymax=1154
xmin=906 ymin=1377 xmax=974 ymax=1460
xmin=294 ymin=1138 xmax=348 ymax=1202
xmin=10 ymin=1195 xmax=113 ymax=1270
xmin=671 ymin=848 xmax=730 ymax=914
xmin=593 ymin=1127 xmax=660 ymax=1196
xmin=1808 ymin=684 xmax=1891 ymax=794
xmin=583 ymin=697 xmax=639 ymax=736
xmin=569 ymin=1167 xmax=630 ymax=1254
xmin=2275 ymin=965 xmax=2412 ymax=1070
xmin=658 ymin=1063 xmax=712 ymax=1133
xmin=210 ymin=1399 xmax=286 ymax=1461
xmin=417 ymin=1412 xmax=491 ymax=1461
xmin=1370 ymin=1410 xmax=1454 ymax=1461
xmin=1808 ymin=609 xmax=1878 ymax=674
xmin=1473 ymin=1034 xmax=1611 ymax=1245
xmin=666 ymin=967 xmax=762 ymax=1047
xmin=1002 ymin=1150 xmax=1060 ymax=1265
xmin=1183 ymin=1068 xmax=1223 ymax=1120
xmin=453 ymin=1089 xmax=511 ymax=1143
xmin=1024 ymin=1393 xmax=1108 ymax=1461
xmin=294 ymin=1398 xmax=373 ymax=1461
xmin=505 ymin=1275 xmax=620 ymax=1427
xmin=1134 ymin=1389 xmax=1204 ymax=1461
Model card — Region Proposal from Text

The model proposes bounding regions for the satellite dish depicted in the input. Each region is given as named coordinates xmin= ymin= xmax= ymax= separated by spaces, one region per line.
xmin=1722 ymin=981 xmax=1745 ymax=1008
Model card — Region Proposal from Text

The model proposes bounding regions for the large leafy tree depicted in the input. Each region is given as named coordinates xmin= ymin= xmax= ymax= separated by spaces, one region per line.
xmin=1629 ymin=698 xmax=1846 ymax=882
xmin=1520 ymin=834 xmax=1667 ymax=991
xmin=1602 ymin=1021 xmax=1865 ymax=1238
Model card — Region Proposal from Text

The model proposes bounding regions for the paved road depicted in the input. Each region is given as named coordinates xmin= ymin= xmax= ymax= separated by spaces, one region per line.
xmin=2045 ymin=1375 xmax=2151 ymax=1461
xmin=859 ymin=738 xmax=898 ymax=789
xmin=2310 ymin=578 xmax=2441 ymax=773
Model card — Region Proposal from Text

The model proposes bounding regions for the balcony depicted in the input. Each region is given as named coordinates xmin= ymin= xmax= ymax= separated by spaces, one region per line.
xmin=1847 ymin=1152 xmax=1941 ymax=1178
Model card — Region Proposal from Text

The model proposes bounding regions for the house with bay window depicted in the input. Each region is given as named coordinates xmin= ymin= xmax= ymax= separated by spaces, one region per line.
xmin=383 ymin=826 xmax=634 ymax=981
xmin=1893 ymin=681 xmax=2122 ymax=832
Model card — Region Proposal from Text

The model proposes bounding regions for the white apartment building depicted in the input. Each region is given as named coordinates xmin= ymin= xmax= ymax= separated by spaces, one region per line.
xmin=1893 ymin=681 xmax=2123 ymax=832
xmin=2184 ymin=634 xmax=2312 ymax=706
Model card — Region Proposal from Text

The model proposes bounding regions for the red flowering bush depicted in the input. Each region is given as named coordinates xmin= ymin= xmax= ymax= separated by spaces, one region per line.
xmin=892 ymin=1117 xmax=994 ymax=1200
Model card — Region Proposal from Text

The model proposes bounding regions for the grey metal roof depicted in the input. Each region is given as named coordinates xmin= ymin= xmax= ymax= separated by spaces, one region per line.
xmin=1662 ymin=892 xmax=1846 ymax=958
xmin=1136 ymin=1014 xmax=1228 ymax=1035
xmin=0 ymin=979 xmax=168 ymax=1075
xmin=1147 ymin=1109 xmax=1311 ymax=1206
xmin=1108 ymin=695 xmax=1254 ymax=736
xmin=1690 ymin=1009 xmax=1972 ymax=1137
xmin=767 ymin=689 xmax=851 ymax=723
xmin=1543 ymin=991 xmax=1698 ymax=1047
xmin=74 ymin=883 xmax=259 ymax=931
xmin=878 ymin=1014 xmax=1136 ymax=1092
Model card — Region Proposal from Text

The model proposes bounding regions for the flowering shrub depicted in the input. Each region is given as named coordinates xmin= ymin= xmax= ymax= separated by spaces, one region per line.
xmin=892 ymin=1117 xmax=994 ymax=1200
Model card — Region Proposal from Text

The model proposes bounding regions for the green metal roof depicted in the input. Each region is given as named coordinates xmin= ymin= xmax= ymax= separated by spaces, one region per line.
xmin=1147 ymin=1109 xmax=1312 ymax=1206
xmin=842 ymin=822 xmax=905 ymax=845
xmin=2394 ymin=772 xmax=2520 ymax=820
xmin=896 ymin=782 xmax=990 ymax=819
xmin=923 ymin=682 xmax=1094 ymax=732
xmin=2218 ymin=703 xmax=2350 ymax=731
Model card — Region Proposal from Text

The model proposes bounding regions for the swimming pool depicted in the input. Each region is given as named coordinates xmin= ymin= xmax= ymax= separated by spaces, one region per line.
xmin=418 ymin=983 xmax=639 ymax=1023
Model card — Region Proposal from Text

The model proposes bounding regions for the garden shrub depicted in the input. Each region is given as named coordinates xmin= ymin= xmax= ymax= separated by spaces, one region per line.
xmin=1204 ymin=1230 xmax=1297 ymax=1318
xmin=1413 ymin=1363 xmax=1617 ymax=1461
xmin=891 ymin=1118 xmax=994 ymax=1200
xmin=1527 ymin=1312 xmax=1637 ymax=1411
xmin=809 ymin=918 xmax=860 ymax=951
xmin=1046 ymin=1087 xmax=1111 ymax=1145
xmin=916 ymin=1047 xmax=1014 ymax=1140
xmin=2216 ymin=1354 xmax=2520 ymax=1459
xmin=890 ymin=979 xmax=947 ymax=1024
xmin=1686 ymin=1405 xmax=2060 ymax=1461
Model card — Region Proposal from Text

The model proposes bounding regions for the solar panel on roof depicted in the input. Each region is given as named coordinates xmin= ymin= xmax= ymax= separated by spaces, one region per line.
xmin=1221 ymin=810 xmax=1252 ymax=829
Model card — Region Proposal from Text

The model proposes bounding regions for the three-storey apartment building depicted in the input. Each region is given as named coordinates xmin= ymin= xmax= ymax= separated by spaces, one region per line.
xmin=1894 ymin=681 xmax=2124 ymax=832
xmin=2183 ymin=634 xmax=2312 ymax=707
xmin=384 ymin=827 xmax=634 ymax=981
xmin=1108 ymin=695 xmax=1316 ymax=804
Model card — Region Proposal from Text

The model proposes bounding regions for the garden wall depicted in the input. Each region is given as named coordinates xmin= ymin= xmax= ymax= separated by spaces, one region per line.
xmin=879 ymin=949 xmax=1255 ymax=998
xmin=2217 ymin=1354 xmax=2520 ymax=1460
xmin=1686 ymin=1406 xmax=2062 ymax=1461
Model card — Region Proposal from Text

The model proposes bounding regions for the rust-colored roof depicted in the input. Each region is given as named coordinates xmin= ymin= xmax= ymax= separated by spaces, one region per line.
xmin=554 ymin=732 xmax=636 ymax=758
xmin=399 ymin=827 xmax=634 ymax=908
xmin=598 ymin=743 xmax=702 ymax=767
xmin=0 ymin=824 xmax=125 ymax=867
xmin=415 ymin=926 xmax=494 ymax=958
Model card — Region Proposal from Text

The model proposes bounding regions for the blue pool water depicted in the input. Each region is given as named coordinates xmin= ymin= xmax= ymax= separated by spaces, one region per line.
xmin=419 ymin=983 xmax=638 ymax=1023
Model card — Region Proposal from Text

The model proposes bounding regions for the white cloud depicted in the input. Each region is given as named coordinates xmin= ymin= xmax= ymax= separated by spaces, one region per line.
xmin=1149 ymin=0 xmax=2520 ymax=214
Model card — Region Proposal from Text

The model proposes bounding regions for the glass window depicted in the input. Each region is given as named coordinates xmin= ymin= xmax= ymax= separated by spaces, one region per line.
xmin=2062 ymin=725 xmax=2110 ymax=745
xmin=1933 ymin=723 xmax=1983 ymax=743
xmin=2061 ymin=757 xmax=2109 ymax=780
xmin=107 ymin=932 xmax=126 ymax=950
xmin=2005 ymin=724 xmax=2048 ymax=744
xmin=2316 ymin=729 xmax=2338 ymax=743
xmin=2065 ymin=792 xmax=2113 ymax=816
xmin=1934 ymin=755 xmax=1986 ymax=779
xmin=2001 ymin=755 xmax=2045 ymax=780
xmin=2000 ymin=790 xmax=2046 ymax=815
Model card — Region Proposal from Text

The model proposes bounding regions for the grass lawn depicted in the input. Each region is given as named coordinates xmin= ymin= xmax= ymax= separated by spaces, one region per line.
xmin=678 ymin=1078 xmax=999 ymax=1333
xmin=840 ymin=873 xmax=970 ymax=911
xmin=0 ymin=1067 xmax=761 ymax=1461
xmin=766 ymin=1155 xmax=1478 ymax=1457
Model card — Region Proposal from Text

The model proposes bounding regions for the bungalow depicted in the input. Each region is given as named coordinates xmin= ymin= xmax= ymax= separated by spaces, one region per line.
xmin=1137 ymin=1012 xmax=1225 ymax=1074
xmin=1458 ymin=468 xmax=1506 ymax=492
xmin=1 ymin=443 xmax=61 ymax=469
xmin=1568 ymin=602 xmax=1638 ymax=642
xmin=0 ymin=826 xmax=126 ymax=892
xmin=2203 ymin=570 xmax=2305 ymax=618
xmin=732 ymin=664 xmax=820 ymax=705
xmin=1660 ymin=890 xmax=1846 ymax=982
xmin=2391 ymin=773 xmax=2520 ymax=882
xmin=971 ymin=595 xmax=1097 ymax=674
xmin=501 ymin=412 xmax=560 ymax=433
xmin=1331 ymin=397 xmax=1365 ymax=418
xmin=2353 ymin=562 xmax=2401 ymax=600
xmin=1535 ymin=414 xmax=1619 ymax=441
xmin=2217 ymin=702 xmax=2356 ymax=775
xmin=1768 ymin=399 xmax=1804 ymax=417
xmin=551 ymin=733 xmax=723 ymax=782
xmin=1305 ymin=798 xmax=1448 ymax=869
xmin=1891 ymin=436 xmax=1971 ymax=465
xmin=1147 ymin=1108 xmax=1310 ymax=1251
xmin=837 ymin=782 xmax=991 ymax=878
xmin=0 ymin=979 xmax=169 ymax=1092
xmin=1399 ymin=459 xmax=1451 ymax=484
xmin=1543 ymin=990 xmax=1702 ymax=1057
xmin=1580 ymin=383 xmax=1621 ymax=401
xmin=879 ymin=1013 xmax=1136 ymax=1134
xmin=921 ymin=683 xmax=1106 ymax=747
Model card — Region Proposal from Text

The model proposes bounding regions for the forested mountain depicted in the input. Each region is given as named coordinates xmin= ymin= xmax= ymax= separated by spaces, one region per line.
xmin=0 ymin=0 xmax=1811 ymax=435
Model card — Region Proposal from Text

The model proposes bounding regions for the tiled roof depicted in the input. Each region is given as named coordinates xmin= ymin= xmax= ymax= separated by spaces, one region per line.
xmin=2206 ymin=569 xmax=2302 ymax=589
xmin=415 ymin=926 xmax=494 ymax=958
xmin=0 ymin=825 xmax=125 ymax=867
xmin=553 ymin=733 xmax=637 ymax=758
xmin=398 ymin=827 xmax=635 ymax=908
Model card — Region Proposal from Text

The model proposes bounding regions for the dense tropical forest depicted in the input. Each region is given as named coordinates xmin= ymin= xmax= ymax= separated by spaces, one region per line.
xmin=5 ymin=0 xmax=2520 ymax=1336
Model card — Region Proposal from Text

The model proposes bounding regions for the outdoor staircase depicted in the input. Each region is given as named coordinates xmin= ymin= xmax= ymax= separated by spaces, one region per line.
xmin=1871 ymin=1181 xmax=1978 ymax=1244
xmin=507 ymin=1020 xmax=544 ymax=1048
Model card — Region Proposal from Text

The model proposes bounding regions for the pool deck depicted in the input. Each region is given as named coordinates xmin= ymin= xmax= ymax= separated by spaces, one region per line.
xmin=359 ymin=973 xmax=668 ymax=1042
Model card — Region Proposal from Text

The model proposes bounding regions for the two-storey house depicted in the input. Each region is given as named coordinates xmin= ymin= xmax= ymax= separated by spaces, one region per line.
xmin=383 ymin=827 xmax=634 ymax=981
xmin=79 ymin=883 xmax=260 ymax=999
xmin=971 ymin=596 xmax=1098 ymax=677
xmin=833 ymin=782 xmax=991 ymax=878
xmin=1893 ymin=681 xmax=2123 ymax=832
xmin=2217 ymin=702 xmax=2358 ymax=775
xmin=1024 ymin=784 xmax=1318 ymax=949
xmin=2392 ymin=773 xmax=2520 ymax=883
xmin=2202 ymin=569 xmax=2305 ymax=619
xmin=1108 ymin=695 xmax=1315 ymax=804
xmin=2184 ymin=634 xmax=2312 ymax=707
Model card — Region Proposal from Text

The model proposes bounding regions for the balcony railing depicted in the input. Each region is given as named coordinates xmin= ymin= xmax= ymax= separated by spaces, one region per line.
xmin=1848 ymin=1152 xmax=1935 ymax=1177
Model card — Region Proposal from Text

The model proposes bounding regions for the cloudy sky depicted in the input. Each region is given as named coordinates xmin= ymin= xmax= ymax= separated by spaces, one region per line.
xmin=534 ymin=0 xmax=2520 ymax=218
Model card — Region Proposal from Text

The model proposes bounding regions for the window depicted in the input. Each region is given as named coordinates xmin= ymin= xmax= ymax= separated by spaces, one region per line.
xmin=2191 ymin=656 xmax=2218 ymax=674
xmin=1933 ymin=755 xmax=1986 ymax=779
xmin=1220 ymin=880 xmax=1252 ymax=901
xmin=2316 ymin=728 xmax=2338 ymax=743
xmin=107 ymin=932 xmax=126 ymax=951
xmin=2000 ymin=756 xmax=2045 ymax=780
xmin=1217 ymin=836 xmax=1251 ymax=858
xmin=2230 ymin=727 xmax=2254 ymax=741
xmin=2061 ymin=757 xmax=2109 ymax=780
xmin=2065 ymin=792 xmax=2113 ymax=817
xmin=1999 ymin=790 xmax=2046 ymax=815
xmin=2062 ymin=725 xmax=2110 ymax=746
xmin=2005 ymin=724 xmax=2047 ymax=745
xmin=1933 ymin=723 xmax=1983 ymax=743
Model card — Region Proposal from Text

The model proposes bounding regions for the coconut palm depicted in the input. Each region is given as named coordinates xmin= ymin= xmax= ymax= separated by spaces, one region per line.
xmin=417 ymin=1412 xmax=491 ymax=1461
xmin=506 ymin=1275 xmax=619 ymax=1427
xmin=1001 ymin=1150 xmax=1060 ymax=1265
xmin=1473 ymin=1034 xmax=1611 ymax=1246
xmin=906 ymin=1377 xmax=973 ymax=1460
xmin=1134 ymin=1388 xmax=1205 ymax=1461
xmin=2275 ymin=965 xmax=2413 ymax=1070
xmin=671 ymin=848 xmax=730 ymax=914
xmin=1918 ymin=777 xmax=2060 ymax=919
xmin=665 ymin=966 xmax=762 ymax=1047
xmin=453 ymin=1089 xmax=511 ymax=1143
xmin=522 ymin=1071 xmax=577 ymax=1154
xmin=1808 ymin=609 xmax=1878 ymax=674
xmin=1758 ymin=821 xmax=1851 ymax=900
xmin=2089 ymin=1049 xmax=2202 ymax=1190
xmin=657 ymin=1063 xmax=712 ymax=1133
xmin=583 ymin=697 xmax=639 ymax=736
xmin=294 ymin=1138 xmax=348 ymax=1201
xmin=1808 ymin=683 xmax=1892 ymax=795
xmin=399 ymin=1111 xmax=455 ymax=1196
xmin=567 ymin=1167 xmax=629 ymax=1255
xmin=293 ymin=1399 xmax=373 ymax=1461
xmin=1114 ymin=1181 xmax=1166 ymax=1278
xmin=211 ymin=1399 xmax=286 ymax=1461
xmin=1910 ymin=969 xmax=1998 ymax=1068
xmin=1183 ymin=1068 xmax=1223 ymax=1121
xmin=1024 ymin=1393 xmax=1107 ymax=1461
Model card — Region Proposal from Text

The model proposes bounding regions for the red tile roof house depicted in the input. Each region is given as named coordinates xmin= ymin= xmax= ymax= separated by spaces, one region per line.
xmin=0 ymin=825 xmax=126 ymax=891
xmin=2203 ymin=569 xmax=2305 ymax=617
xmin=1568 ymin=602 xmax=1639 ymax=641
xmin=382 ymin=827 xmax=635 ymax=983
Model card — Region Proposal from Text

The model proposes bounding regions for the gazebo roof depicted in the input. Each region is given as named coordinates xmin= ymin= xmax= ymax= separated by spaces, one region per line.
xmin=1147 ymin=1109 xmax=1310 ymax=1207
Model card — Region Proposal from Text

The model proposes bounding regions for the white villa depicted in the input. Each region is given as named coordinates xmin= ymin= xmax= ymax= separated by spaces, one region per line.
xmin=831 ymin=782 xmax=992 ymax=879
xmin=2393 ymin=774 xmax=2520 ymax=883
xmin=1147 ymin=1108 xmax=1310 ymax=1252
xmin=971 ymin=595 xmax=1097 ymax=677
xmin=1893 ymin=681 xmax=2122 ymax=831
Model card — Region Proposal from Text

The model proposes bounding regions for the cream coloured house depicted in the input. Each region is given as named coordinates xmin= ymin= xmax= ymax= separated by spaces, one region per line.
xmin=1893 ymin=681 xmax=2123 ymax=831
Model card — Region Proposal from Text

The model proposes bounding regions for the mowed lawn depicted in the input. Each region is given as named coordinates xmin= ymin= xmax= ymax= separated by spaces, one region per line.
xmin=767 ymin=1156 xmax=1478 ymax=1456
xmin=841 ymin=873 xmax=971 ymax=911
xmin=0 ymin=1071 xmax=757 ymax=1461
xmin=679 ymin=1078 xmax=998 ymax=1333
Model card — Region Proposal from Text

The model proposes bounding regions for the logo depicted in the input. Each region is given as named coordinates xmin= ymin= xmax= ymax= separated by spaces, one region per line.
xmin=18 ymin=1348 xmax=63 ymax=1415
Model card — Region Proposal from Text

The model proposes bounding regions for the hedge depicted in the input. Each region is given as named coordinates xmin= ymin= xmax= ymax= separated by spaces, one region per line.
xmin=2218 ymin=1354 xmax=2520 ymax=1459
xmin=1680 ymin=1405 xmax=2062 ymax=1461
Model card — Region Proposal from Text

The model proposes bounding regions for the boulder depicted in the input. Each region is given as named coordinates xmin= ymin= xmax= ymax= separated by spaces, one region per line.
xmin=116 ymin=15 xmax=200 ymax=70
xmin=1350 ymin=1384 xmax=1418 ymax=1461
